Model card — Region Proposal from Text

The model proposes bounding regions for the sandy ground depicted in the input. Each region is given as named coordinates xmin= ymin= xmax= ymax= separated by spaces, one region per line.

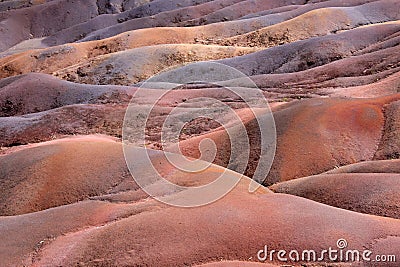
xmin=0 ymin=0 xmax=400 ymax=266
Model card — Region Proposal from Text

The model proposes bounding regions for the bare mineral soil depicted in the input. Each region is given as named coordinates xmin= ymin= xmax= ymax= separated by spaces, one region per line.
xmin=0 ymin=0 xmax=399 ymax=266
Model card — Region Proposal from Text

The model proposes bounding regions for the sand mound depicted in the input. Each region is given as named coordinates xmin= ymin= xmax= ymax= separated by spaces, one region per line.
xmin=0 ymin=43 xmax=258 ymax=82
xmin=268 ymin=96 xmax=399 ymax=183
xmin=0 ymin=0 xmax=99 ymax=52
xmin=178 ymin=95 xmax=400 ymax=184
xmin=0 ymin=0 xmax=220 ymax=52
xmin=187 ymin=0 xmax=308 ymax=25
xmin=0 ymin=199 xmax=151 ymax=267
xmin=0 ymin=84 xmax=272 ymax=147
xmin=219 ymin=21 xmax=400 ymax=76
xmin=0 ymin=0 xmax=382 ymax=66
xmin=325 ymin=159 xmax=400 ymax=174
xmin=75 ymin=0 xmax=245 ymax=45
xmin=3 ymin=9 xmax=398 ymax=83
xmin=79 ymin=0 xmax=379 ymax=43
xmin=250 ymin=45 xmax=399 ymax=96
xmin=223 ymin=0 xmax=400 ymax=47
xmin=0 ymin=104 xmax=127 ymax=147
xmin=1 ymin=1 xmax=400 ymax=266
xmin=52 ymin=44 xmax=258 ymax=85
xmin=0 ymin=73 xmax=133 ymax=116
xmin=0 ymin=136 xmax=134 ymax=215
xmin=2 ymin=21 xmax=398 ymax=84
xmin=0 ymin=142 xmax=398 ymax=266
xmin=41 ymin=0 xmax=239 ymax=46
xmin=270 ymin=172 xmax=400 ymax=218
xmin=26 ymin=193 xmax=400 ymax=266
xmin=328 ymin=71 xmax=400 ymax=98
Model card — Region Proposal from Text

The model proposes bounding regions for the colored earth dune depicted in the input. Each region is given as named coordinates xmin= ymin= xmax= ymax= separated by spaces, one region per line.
xmin=0 ymin=0 xmax=399 ymax=266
